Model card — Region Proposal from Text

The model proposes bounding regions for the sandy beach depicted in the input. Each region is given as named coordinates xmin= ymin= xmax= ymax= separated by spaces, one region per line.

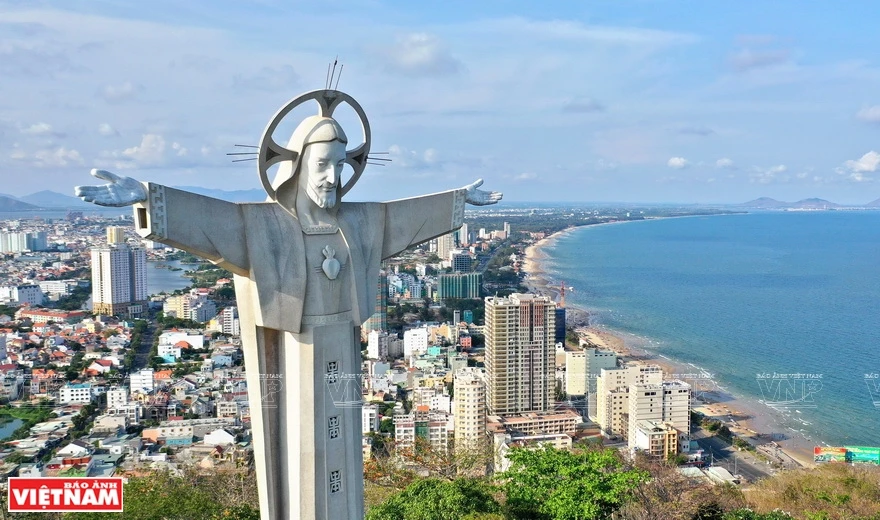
xmin=522 ymin=225 xmax=817 ymax=469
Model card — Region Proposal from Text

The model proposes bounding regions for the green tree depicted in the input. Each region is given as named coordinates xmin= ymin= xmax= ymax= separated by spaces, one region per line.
xmin=499 ymin=445 xmax=648 ymax=520
xmin=365 ymin=478 xmax=500 ymax=520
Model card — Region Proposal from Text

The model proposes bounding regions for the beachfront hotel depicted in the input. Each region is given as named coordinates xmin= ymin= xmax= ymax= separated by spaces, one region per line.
xmin=596 ymin=363 xmax=663 ymax=437
xmin=626 ymin=380 xmax=691 ymax=453
xmin=484 ymin=293 xmax=556 ymax=416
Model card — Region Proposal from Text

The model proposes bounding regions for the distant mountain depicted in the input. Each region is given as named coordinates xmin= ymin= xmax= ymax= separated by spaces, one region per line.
xmin=19 ymin=190 xmax=91 ymax=208
xmin=738 ymin=197 xmax=789 ymax=209
xmin=0 ymin=196 xmax=41 ymax=211
xmin=739 ymin=197 xmax=846 ymax=209
xmin=866 ymin=198 xmax=880 ymax=208
xmin=790 ymin=198 xmax=839 ymax=209
xmin=172 ymin=186 xmax=265 ymax=203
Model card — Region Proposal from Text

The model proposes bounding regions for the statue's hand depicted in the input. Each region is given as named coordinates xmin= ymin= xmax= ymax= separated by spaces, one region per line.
xmin=74 ymin=169 xmax=148 ymax=207
xmin=464 ymin=178 xmax=502 ymax=206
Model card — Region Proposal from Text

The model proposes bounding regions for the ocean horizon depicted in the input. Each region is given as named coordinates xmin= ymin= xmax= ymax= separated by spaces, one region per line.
xmin=542 ymin=211 xmax=880 ymax=448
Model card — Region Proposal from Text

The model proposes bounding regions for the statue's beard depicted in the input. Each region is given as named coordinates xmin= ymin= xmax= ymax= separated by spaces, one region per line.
xmin=308 ymin=185 xmax=337 ymax=209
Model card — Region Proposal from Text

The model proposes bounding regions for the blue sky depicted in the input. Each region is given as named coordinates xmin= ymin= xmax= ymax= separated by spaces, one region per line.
xmin=2 ymin=0 xmax=880 ymax=204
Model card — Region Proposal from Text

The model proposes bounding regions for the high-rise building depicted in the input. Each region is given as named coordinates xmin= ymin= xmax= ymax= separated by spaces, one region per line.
xmin=554 ymin=307 xmax=566 ymax=344
xmin=584 ymin=348 xmax=618 ymax=419
xmin=217 ymin=306 xmax=240 ymax=336
xmin=451 ymin=251 xmax=472 ymax=272
xmin=106 ymin=226 xmax=126 ymax=245
xmin=0 ymin=285 xmax=44 ymax=306
xmin=453 ymin=367 xmax=487 ymax=452
xmin=436 ymin=232 xmax=455 ymax=261
xmin=129 ymin=368 xmax=154 ymax=394
xmin=403 ymin=327 xmax=429 ymax=358
xmin=503 ymin=222 xmax=511 ymax=237
xmin=596 ymin=363 xmax=662 ymax=436
xmin=361 ymin=270 xmax=387 ymax=340
xmin=0 ymin=231 xmax=47 ymax=253
xmin=367 ymin=330 xmax=390 ymax=360
xmin=458 ymin=223 xmax=470 ymax=246
xmin=91 ymin=244 xmax=148 ymax=317
xmin=437 ymin=272 xmax=482 ymax=301
xmin=565 ymin=350 xmax=587 ymax=396
xmin=163 ymin=290 xmax=217 ymax=322
xmin=362 ymin=404 xmax=379 ymax=434
xmin=627 ymin=380 xmax=691 ymax=451
xmin=485 ymin=293 xmax=556 ymax=416
xmin=393 ymin=407 xmax=451 ymax=453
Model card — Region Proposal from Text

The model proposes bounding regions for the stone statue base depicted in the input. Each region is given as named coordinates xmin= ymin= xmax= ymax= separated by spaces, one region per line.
xmin=242 ymin=316 xmax=364 ymax=519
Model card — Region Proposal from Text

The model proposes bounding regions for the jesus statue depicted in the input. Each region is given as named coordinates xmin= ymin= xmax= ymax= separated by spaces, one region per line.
xmin=75 ymin=88 xmax=502 ymax=520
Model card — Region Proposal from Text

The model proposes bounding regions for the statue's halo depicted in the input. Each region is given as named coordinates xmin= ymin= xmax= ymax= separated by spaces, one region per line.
xmin=258 ymin=89 xmax=371 ymax=200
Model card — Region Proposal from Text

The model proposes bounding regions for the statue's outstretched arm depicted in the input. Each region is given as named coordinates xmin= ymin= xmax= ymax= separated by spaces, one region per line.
xmin=75 ymin=169 xmax=147 ymax=207
xmin=74 ymin=168 xmax=249 ymax=275
xmin=380 ymin=180 xmax=503 ymax=259
xmin=463 ymin=178 xmax=503 ymax=206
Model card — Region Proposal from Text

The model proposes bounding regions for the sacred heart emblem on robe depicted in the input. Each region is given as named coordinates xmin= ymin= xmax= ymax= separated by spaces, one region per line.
xmin=322 ymin=245 xmax=341 ymax=280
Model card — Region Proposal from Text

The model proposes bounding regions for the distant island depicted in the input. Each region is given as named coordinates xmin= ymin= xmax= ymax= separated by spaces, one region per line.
xmin=738 ymin=197 xmax=880 ymax=210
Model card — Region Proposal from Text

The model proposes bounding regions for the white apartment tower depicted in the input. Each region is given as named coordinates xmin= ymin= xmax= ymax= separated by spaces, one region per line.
xmin=436 ymin=232 xmax=456 ymax=262
xmin=458 ymin=223 xmax=469 ymax=246
xmin=367 ymin=330 xmax=390 ymax=360
xmin=627 ymin=380 xmax=691 ymax=451
xmin=453 ymin=367 xmax=487 ymax=451
xmin=130 ymin=368 xmax=155 ymax=394
xmin=91 ymin=243 xmax=147 ymax=317
xmin=596 ymin=363 xmax=662 ymax=437
xmin=106 ymin=226 xmax=126 ymax=245
xmin=485 ymin=293 xmax=556 ymax=416
xmin=403 ymin=327 xmax=429 ymax=358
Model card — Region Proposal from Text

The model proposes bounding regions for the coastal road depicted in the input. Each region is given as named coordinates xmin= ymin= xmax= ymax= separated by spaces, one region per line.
xmin=692 ymin=431 xmax=774 ymax=483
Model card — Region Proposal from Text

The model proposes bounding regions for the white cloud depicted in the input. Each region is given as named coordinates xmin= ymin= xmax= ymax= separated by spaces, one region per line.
xmin=388 ymin=144 xmax=441 ymax=169
xmin=513 ymin=172 xmax=537 ymax=181
xmin=381 ymin=33 xmax=462 ymax=77
xmin=21 ymin=122 xmax=54 ymax=136
xmin=9 ymin=146 xmax=84 ymax=168
xmin=856 ymin=106 xmax=880 ymax=124
xmin=172 ymin=142 xmax=188 ymax=156
xmin=97 ymin=123 xmax=118 ymax=136
xmin=749 ymin=164 xmax=788 ymax=184
xmin=667 ymin=157 xmax=689 ymax=169
xmin=839 ymin=151 xmax=879 ymax=182
xmin=715 ymin=158 xmax=735 ymax=169
xmin=481 ymin=18 xmax=698 ymax=46
xmin=122 ymin=134 xmax=167 ymax=165
xmin=100 ymin=81 xmax=139 ymax=102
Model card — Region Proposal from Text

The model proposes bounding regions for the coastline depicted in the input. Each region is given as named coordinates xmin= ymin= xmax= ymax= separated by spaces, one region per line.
xmin=523 ymin=223 xmax=817 ymax=470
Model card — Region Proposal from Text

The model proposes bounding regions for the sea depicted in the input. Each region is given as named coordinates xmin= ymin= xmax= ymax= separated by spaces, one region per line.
xmin=542 ymin=210 xmax=880 ymax=448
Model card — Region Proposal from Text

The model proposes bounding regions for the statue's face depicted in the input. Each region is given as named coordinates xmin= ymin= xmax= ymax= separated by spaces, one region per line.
xmin=299 ymin=140 xmax=346 ymax=209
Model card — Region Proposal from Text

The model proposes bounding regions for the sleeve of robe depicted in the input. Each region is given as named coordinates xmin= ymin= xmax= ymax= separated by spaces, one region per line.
xmin=380 ymin=187 xmax=467 ymax=260
xmin=132 ymin=182 xmax=249 ymax=275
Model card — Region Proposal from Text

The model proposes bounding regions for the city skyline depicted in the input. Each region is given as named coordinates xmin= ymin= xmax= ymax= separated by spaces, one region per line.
xmin=3 ymin=1 xmax=880 ymax=204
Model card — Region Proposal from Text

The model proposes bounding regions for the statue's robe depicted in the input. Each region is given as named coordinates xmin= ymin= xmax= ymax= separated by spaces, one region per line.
xmin=133 ymin=184 xmax=466 ymax=520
